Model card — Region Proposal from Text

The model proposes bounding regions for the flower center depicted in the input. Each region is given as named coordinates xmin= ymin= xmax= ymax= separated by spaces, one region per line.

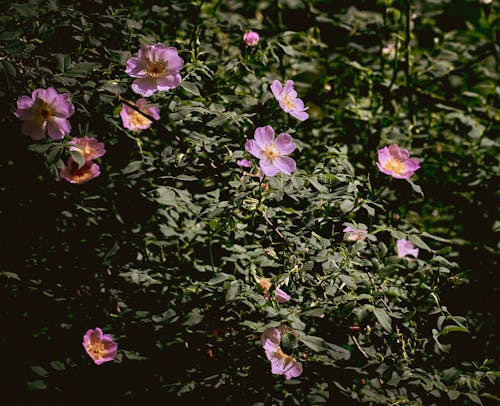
xmin=383 ymin=158 xmax=405 ymax=175
xmin=128 ymin=111 xmax=151 ymax=129
xmin=282 ymin=94 xmax=296 ymax=110
xmin=146 ymin=61 xmax=167 ymax=79
xmin=33 ymin=99 xmax=53 ymax=122
xmin=87 ymin=341 xmax=106 ymax=359
xmin=275 ymin=347 xmax=295 ymax=364
xmin=262 ymin=144 xmax=280 ymax=162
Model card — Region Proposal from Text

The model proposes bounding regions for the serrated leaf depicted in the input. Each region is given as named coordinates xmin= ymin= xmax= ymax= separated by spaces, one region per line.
xmin=299 ymin=335 xmax=326 ymax=352
xmin=27 ymin=380 xmax=46 ymax=391
xmin=70 ymin=149 xmax=85 ymax=169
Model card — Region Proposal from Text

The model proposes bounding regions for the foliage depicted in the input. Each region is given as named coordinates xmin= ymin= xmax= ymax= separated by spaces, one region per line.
xmin=0 ymin=0 xmax=498 ymax=404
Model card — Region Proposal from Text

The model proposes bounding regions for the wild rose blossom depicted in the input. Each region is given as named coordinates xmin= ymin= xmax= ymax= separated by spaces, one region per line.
xmin=259 ymin=278 xmax=291 ymax=303
xmin=120 ymin=98 xmax=160 ymax=131
xmin=82 ymin=327 xmax=118 ymax=365
xmin=243 ymin=31 xmax=260 ymax=46
xmin=343 ymin=226 xmax=368 ymax=242
xmin=60 ymin=158 xmax=100 ymax=185
xmin=396 ymin=239 xmax=419 ymax=258
xmin=69 ymin=137 xmax=106 ymax=161
xmin=271 ymin=80 xmax=308 ymax=121
xmin=125 ymin=43 xmax=184 ymax=97
xmin=15 ymin=87 xmax=75 ymax=140
xmin=377 ymin=144 xmax=420 ymax=179
xmin=245 ymin=125 xmax=296 ymax=177
xmin=261 ymin=327 xmax=303 ymax=380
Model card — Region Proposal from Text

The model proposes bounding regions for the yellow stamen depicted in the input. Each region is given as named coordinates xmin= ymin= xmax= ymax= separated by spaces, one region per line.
xmin=87 ymin=341 xmax=106 ymax=360
xmin=146 ymin=61 xmax=167 ymax=79
xmin=262 ymin=144 xmax=280 ymax=162
xmin=282 ymin=94 xmax=296 ymax=110
xmin=33 ymin=99 xmax=53 ymax=122
xmin=383 ymin=158 xmax=406 ymax=175
xmin=129 ymin=111 xmax=151 ymax=129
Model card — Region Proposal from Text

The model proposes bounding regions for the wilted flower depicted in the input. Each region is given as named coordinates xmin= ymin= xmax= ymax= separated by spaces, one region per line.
xmin=259 ymin=278 xmax=291 ymax=303
xmin=236 ymin=159 xmax=252 ymax=168
xmin=479 ymin=0 xmax=491 ymax=4
xmin=125 ymin=43 xmax=184 ymax=97
xmin=396 ymin=239 xmax=419 ymax=258
xmin=243 ymin=31 xmax=260 ymax=46
xmin=382 ymin=41 xmax=396 ymax=59
xmin=69 ymin=137 xmax=106 ymax=161
xmin=261 ymin=327 xmax=303 ymax=380
xmin=60 ymin=158 xmax=100 ymax=184
xmin=343 ymin=226 xmax=368 ymax=242
xmin=82 ymin=327 xmax=118 ymax=365
xmin=245 ymin=125 xmax=296 ymax=177
xmin=120 ymin=98 xmax=160 ymax=131
xmin=271 ymin=80 xmax=308 ymax=121
xmin=15 ymin=87 xmax=75 ymax=140
xmin=376 ymin=144 xmax=420 ymax=179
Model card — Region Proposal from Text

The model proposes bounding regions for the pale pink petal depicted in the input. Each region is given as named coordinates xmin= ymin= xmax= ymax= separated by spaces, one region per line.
xmin=260 ymin=160 xmax=281 ymax=177
xmin=245 ymin=140 xmax=264 ymax=159
xmin=275 ymin=133 xmax=296 ymax=155
xmin=16 ymin=95 xmax=34 ymax=111
xmin=271 ymin=80 xmax=283 ymax=99
xmin=289 ymin=109 xmax=309 ymax=121
xmin=388 ymin=144 xmax=409 ymax=161
xmin=22 ymin=120 xmax=45 ymax=140
xmin=254 ymin=126 xmax=275 ymax=149
xmin=283 ymin=359 xmax=303 ymax=380
xmin=125 ymin=57 xmax=147 ymax=78
xmin=47 ymin=117 xmax=71 ymax=140
xmin=156 ymin=74 xmax=182 ymax=91
xmin=132 ymin=77 xmax=158 ymax=97
xmin=273 ymin=156 xmax=296 ymax=175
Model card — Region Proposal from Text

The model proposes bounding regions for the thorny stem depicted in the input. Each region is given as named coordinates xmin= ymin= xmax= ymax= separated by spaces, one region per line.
xmin=404 ymin=0 xmax=414 ymax=144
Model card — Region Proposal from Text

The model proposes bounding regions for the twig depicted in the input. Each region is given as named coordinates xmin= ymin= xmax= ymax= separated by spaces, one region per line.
xmin=351 ymin=334 xmax=369 ymax=359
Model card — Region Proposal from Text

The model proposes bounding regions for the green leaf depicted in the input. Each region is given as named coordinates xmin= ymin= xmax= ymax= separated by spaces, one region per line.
xmin=447 ymin=390 xmax=461 ymax=401
xmin=27 ymin=380 xmax=46 ymax=391
xmin=70 ymin=149 xmax=86 ymax=169
xmin=373 ymin=308 xmax=392 ymax=332
xmin=299 ymin=335 xmax=326 ymax=352
xmin=50 ymin=360 xmax=65 ymax=371
xmin=407 ymin=180 xmax=424 ymax=196
xmin=439 ymin=325 xmax=469 ymax=335
xmin=181 ymin=81 xmax=201 ymax=96
xmin=31 ymin=366 xmax=49 ymax=378
xmin=208 ymin=273 xmax=235 ymax=285
xmin=340 ymin=199 xmax=354 ymax=213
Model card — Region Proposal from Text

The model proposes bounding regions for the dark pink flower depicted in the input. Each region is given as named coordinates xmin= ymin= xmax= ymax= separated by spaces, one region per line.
xmin=376 ymin=144 xmax=420 ymax=179
xmin=69 ymin=137 xmax=106 ymax=161
xmin=243 ymin=31 xmax=260 ymax=46
xmin=125 ymin=43 xmax=184 ymax=97
xmin=236 ymin=159 xmax=252 ymax=168
xmin=245 ymin=126 xmax=296 ymax=177
xmin=82 ymin=327 xmax=118 ymax=365
xmin=120 ymin=98 xmax=160 ymax=131
xmin=60 ymin=158 xmax=100 ymax=185
xmin=396 ymin=239 xmax=419 ymax=258
xmin=343 ymin=226 xmax=368 ymax=242
xmin=261 ymin=327 xmax=303 ymax=380
xmin=15 ymin=87 xmax=75 ymax=140
xmin=271 ymin=80 xmax=308 ymax=121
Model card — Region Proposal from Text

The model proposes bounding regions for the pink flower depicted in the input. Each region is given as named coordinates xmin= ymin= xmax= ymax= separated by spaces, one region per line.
xmin=69 ymin=137 xmax=106 ymax=161
xmin=236 ymin=159 xmax=252 ymax=168
xmin=82 ymin=327 xmax=118 ymax=365
xmin=396 ymin=239 xmax=419 ymax=258
xmin=343 ymin=226 xmax=368 ymax=242
xmin=261 ymin=327 xmax=303 ymax=380
xmin=15 ymin=87 xmax=75 ymax=140
xmin=271 ymin=80 xmax=308 ymax=121
xmin=60 ymin=158 xmax=100 ymax=184
xmin=125 ymin=43 xmax=184 ymax=97
xmin=120 ymin=98 xmax=160 ymax=131
xmin=376 ymin=144 xmax=420 ymax=179
xmin=259 ymin=278 xmax=291 ymax=303
xmin=243 ymin=31 xmax=260 ymax=46
xmin=245 ymin=126 xmax=296 ymax=177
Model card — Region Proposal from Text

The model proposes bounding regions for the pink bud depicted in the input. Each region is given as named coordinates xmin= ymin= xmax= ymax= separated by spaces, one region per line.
xmin=243 ymin=31 xmax=260 ymax=46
